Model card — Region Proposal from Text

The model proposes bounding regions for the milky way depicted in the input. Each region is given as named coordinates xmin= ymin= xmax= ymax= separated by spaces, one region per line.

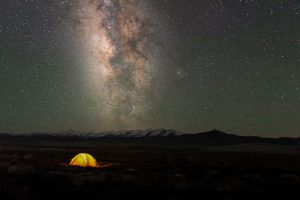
xmin=1 ymin=0 xmax=299 ymax=136
xmin=72 ymin=0 xmax=164 ymax=129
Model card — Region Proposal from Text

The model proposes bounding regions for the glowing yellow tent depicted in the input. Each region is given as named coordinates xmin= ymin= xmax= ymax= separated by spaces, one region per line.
xmin=69 ymin=153 xmax=98 ymax=168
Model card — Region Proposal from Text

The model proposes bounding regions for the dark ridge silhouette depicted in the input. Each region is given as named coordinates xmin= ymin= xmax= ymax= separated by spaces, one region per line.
xmin=0 ymin=129 xmax=299 ymax=146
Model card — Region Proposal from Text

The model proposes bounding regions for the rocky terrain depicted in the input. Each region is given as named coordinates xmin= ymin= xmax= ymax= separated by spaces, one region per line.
xmin=0 ymin=130 xmax=300 ymax=199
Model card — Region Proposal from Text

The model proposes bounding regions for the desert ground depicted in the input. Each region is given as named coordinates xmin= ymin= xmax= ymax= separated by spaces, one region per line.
xmin=1 ymin=138 xmax=300 ymax=200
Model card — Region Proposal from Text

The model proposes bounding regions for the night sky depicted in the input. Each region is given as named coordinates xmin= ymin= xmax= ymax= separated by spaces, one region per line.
xmin=0 ymin=0 xmax=299 ymax=137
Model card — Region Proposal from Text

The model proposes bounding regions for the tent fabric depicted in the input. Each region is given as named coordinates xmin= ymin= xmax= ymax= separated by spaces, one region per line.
xmin=69 ymin=153 xmax=98 ymax=167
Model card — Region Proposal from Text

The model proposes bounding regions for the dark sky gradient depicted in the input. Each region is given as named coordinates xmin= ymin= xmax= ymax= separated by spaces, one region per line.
xmin=0 ymin=0 xmax=299 ymax=137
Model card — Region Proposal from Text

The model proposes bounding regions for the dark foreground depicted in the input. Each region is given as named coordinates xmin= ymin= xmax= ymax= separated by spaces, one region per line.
xmin=1 ymin=142 xmax=300 ymax=200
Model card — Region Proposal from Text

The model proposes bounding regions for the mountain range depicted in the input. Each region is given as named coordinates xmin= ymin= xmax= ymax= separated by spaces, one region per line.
xmin=1 ymin=129 xmax=300 ymax=146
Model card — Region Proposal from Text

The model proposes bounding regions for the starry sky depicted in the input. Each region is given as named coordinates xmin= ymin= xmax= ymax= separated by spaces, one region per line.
xmin=0 ymin=0 xmax=299 ymax=137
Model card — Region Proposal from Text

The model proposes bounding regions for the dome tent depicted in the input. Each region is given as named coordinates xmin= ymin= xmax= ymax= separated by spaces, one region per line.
xmin=69 ymin=153 xmax=98 ymax=168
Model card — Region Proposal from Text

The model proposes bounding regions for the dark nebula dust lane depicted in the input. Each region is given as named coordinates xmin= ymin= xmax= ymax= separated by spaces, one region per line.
xmin=72 ymin=0 xmax=167 ymax=129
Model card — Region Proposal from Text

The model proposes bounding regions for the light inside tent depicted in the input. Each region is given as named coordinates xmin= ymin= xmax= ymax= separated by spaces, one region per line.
xmin=69 ymin=153 xmax=98 ymax=168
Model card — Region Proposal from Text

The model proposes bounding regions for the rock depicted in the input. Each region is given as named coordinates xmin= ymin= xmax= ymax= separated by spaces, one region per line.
xmin=203 ymin=170 xmax=220 ymax=180
xmin=174 ymin=173 xmax=184 ymax=178
xmin=71 ymin=173 xmax=107 ymax=186
xmin=23 ymin=154 xmax=34 ymax=160
xmin=280 ymin=174 xmax=300 ymax=184
xmin=216 ymin=179 xmax=248 ymax=194
xmin=126 ymin=168 xmax=137 ymax=173
xmin=43 ymin=171 xmax=67 ymax=181
xmin=206 ymin=170 xmax=220 ymax=177
xmin=11 ymin=155 xmax=21 ymax=163
xmin=8 ymin=163 xmax=35 ymax=176
xmin=243 ymin=174 xmax=266 ymax=185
